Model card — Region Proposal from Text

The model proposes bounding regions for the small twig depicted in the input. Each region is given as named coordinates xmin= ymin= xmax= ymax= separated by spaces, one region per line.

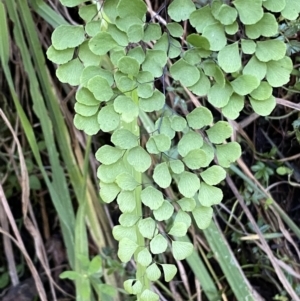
xmin=276 ymin=97 xmax=300 ymax=111
xmin=0 ymin=201 xmax=19 ymax=286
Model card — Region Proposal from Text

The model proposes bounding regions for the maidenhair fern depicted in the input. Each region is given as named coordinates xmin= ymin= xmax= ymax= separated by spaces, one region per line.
xmin=47 ymin=0 xmax=297 ymax=300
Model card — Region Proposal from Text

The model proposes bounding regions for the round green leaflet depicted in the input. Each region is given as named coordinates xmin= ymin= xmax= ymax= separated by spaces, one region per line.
xmin=118 ymin=238 xmax=138 ymax=263
xmin=78 ymin=4 xmax=98 ymax=22
xmin=206 ymin=121 xmax=233 ymax=144
xmin=78 ymin=40 xmax=102 ymax=66
xmin=138 ymin=217 xmax=158 ymax=239
xmin=146 ymin=263 xmax=161 ymax=281
xmin=154 ymin=116 xmax=175 ymax=139
xmin=188 ymin=72 xmax=211 ymax=96
xmin=166 ymin=22 xmax=184 ymax=37
xmin=113 ymin=225 xmax=137 ymax=242
xmin=100 ymin=182 xmax=120 ymax=204
xmin=46 ymin=46 xmax=74 ymax=65
xmin=95 ymin=145 xmax=124 ymax=165
xmin=174 ymin=210 xmax=192 ymax=228
xmin=56 ymin=58 xmax=84 ymax=86
xmin=168 ymin=0 xmax=195 ymax=22
xmin=150 ymin=234 xmax=168 ymax=254
xmin=117 ymin=190 xmax=136 ymax=212
xmin=243 ymin=55 xmax=267 ymax=80
xmin=281 ymin=0 xmax=300 ymax=20
xmin=200 ymin=142 xmax=215 ymax=167
xmin=250 ymin=96 xmax=276 ymax=116
xmin=170 ymin=58 xmax=200 ymax=87
xmin=222 ymin=93 xmax=244 ymax=120
xmin=114 ymin=71 xmax=136 ymax=92
xmin=114 ymin=95 xmax=139 ymax=122
xmin=183 ymin=149 xmax=207 ymax=170
xmin=241 ymin=39 xmax=256 ymax=55
xmin=127 ymin=24 xmax=144 ymax=43
xmin=97 ymin=105 xmax=120 ymax=132
xmin=146 ymin=134 xmax=171 ymax=154
xmin=139 ymin=89 xmax=165 ymax=112
xmin=51 ymin=24 xmax=85 ymax=50
xmin=137 ymin=248 xmax=152 ymax=267
xmin=89 ymin=32 xmax=119 ymax=56
xmin=202 ymin=22 xmax=227 ymax=51
xmin=170 ymin=115 xmax=187 ymax=131
xmin=169 ymin=160 xmax=185 ymax=174
xmin=97 ymin=159 xmax=126 ymax=183
xmin=231 ymin=74 xmax=260 ymax=96
xmin=177 ymin=197 xmax=196 ymax=211
xmin=250 ymin=81 xmax=273 ymax=100
xmin=207 ymin=83 xmax=233 ymax=108
xmin=225 ymin=22 xmax=239 ymax=35
xmin=117 ymin=0 xmax=147 ymax=19
xmin=263 ymin=0 xmax=286 ymax=12
xmin=136 ymin=71 xmax=154 ymax=98
xmin=124 ymin=279 xmax=143 ymax=295
xmin=172 ymin=241 xmax=193 ymax=260
xmin=218 ymin=42 xmax=241 ymax=73
xmin=200 ymin=165 xmax=226 ymax=186
xmin=245 ymin=13 xmax=278 ymax=39
xmin=115 ymin=172 xmax=139 ymax=191
xmin=116 ymin=16 xmax=141 ymax=35
xmin=142 ymin=49 xmax=167 ymax=77
xmin=178 ymin=131 xmax=203 ymax=157
xmin=74 ymin=102 xmax=98 ymax=117
xmin=85 ymin=20 xmax=102 ymax=37
xmin=153 ymin=162 xmax=172 ymax=188
xmin=153 ymin=200 xmax=174 ymax=221
xmin=233 ymin=0 xmax=264 ymax=25
xmin=189 ymin=5 xmax=215 ymax=33
xmin=117 ymin=56 xmax=140 ymax=76
xmin=76 ymin=87 xmax=100 ymax=106
xmin=187 ymin=34 xmax=210 ymax=50
xmin=143 ymin=23 xmax=162 ymax=42
xmin=111 ymin=129 xmax=139 ymax=149
xmin=140 ymin=289 xmax=159 ymax=301
xmin=127 ymin=146 xmax=152 ymax=173
xmin=178 ymin=171 xmax=200 ymax=198
xmin=161 ymin=264 xmax=178 ymax=282
xmin=74 ymin=114 xmax=100 ymax=136
xmin=119 ymin=213 xmax=140 ymax=227
xmin=128 ymin=46 xmax=146 ymax=64
xmin=215 ymin=4 xmax=238 ymax=25
xmin=192 ymin=206 xmax=213 ymax=230
xmin=255 ymin=40 xmax=286 ymax=62
xmin=266 ymin=57 xmax=293 ymax=87
xmin=154 ymin=33 xmax=182 ymax=59
xmin=168 ymin=222 xmax=188 ymax=237
xmin=186 ymin=106 xmax=213 ymax=129
xmin=88 ymin=76 xmax=114 ymax=102
xmin=80 ymin=65 xmax=114 ymax=87
xmin=211 ymin=0 xmax=223 ymax=18
xmin=141 ymin=186 xmax=164 ymax=210
xmin=198 ymin=183 xmax=223 ymax=206
xmin=216 ymin=142 xmax=242 ymax=168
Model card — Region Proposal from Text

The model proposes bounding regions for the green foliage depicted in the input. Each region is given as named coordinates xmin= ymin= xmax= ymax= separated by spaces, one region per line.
xmin=60 ymin=255 xmax=117 ymax=299
xmin=251 ymin=161 xmax=274 ymax=185
xmin=48 ymin=0 xmax=295 ymax=299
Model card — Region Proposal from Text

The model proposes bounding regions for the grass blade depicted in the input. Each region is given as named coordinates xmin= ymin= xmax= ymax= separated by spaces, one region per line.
xmin=3 ymin=0 xmax=76 ymax=266
xmin=177 ymin=236 xmax=220 ymax=301
xmin=203 ymin=221 xmax=262 ymax=301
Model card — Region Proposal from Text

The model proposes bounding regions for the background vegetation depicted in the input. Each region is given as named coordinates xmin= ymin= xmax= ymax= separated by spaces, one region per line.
xmin=0 ymin=0 xmax=300 ymax=300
